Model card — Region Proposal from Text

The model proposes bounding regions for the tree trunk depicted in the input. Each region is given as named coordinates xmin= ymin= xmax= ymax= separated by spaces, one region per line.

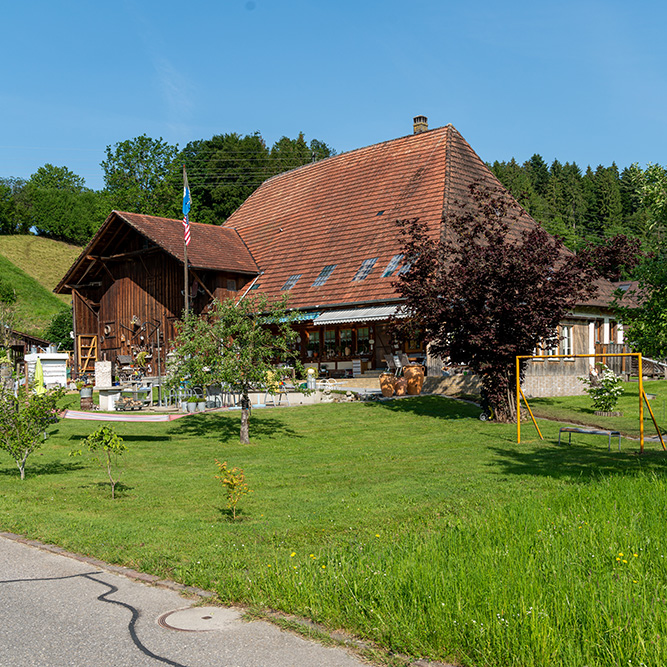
xmin=491 ymin=375 xmax=518 ymax=423
xmin=18 ymin=455 xmax=26 ymax=480
xmin=0 ymin=362 xmax=12 ymax=393
xmin=107 ymin=458 xmax=116 ymax=499
xmin=240 ymin=391 xmax=251 ymax=444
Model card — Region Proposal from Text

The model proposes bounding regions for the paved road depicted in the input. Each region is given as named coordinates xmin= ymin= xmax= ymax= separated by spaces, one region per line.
xmin=0 ymin=535 xmax=367 ymax=667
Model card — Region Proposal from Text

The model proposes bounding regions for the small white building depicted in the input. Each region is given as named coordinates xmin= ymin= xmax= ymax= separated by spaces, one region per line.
xmin=25 ymin=352 xmax=69 ymax=388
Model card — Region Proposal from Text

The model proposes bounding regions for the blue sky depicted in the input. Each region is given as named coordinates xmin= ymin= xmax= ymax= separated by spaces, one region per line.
xmin=2 ymin=0 xmax=667 ymax=191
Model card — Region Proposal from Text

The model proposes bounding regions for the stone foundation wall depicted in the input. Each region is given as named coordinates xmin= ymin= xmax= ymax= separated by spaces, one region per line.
xmin=423 ymin=374 xmax=482 ymax=396
xmin=522 ymin=375 xmax=586 ymax=398
xmin=423 ymin=373 xmax=586 ymax=399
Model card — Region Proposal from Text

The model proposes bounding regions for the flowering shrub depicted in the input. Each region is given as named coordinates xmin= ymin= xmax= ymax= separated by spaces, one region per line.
xmin=579 ymin=364 xmax=624 ymax=412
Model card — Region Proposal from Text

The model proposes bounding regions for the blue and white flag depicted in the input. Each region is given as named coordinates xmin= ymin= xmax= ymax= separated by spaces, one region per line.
xmin=182 ymin=165 xmax=191 ymax=246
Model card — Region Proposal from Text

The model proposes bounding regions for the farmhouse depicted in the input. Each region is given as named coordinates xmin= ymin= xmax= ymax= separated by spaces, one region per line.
xmin=55 ymin=119 xmax=623 ymax=395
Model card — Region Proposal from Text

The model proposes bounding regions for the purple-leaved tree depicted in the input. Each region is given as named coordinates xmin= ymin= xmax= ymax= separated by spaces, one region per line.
xmin=395 ymin=183 xmax=600 ymax=422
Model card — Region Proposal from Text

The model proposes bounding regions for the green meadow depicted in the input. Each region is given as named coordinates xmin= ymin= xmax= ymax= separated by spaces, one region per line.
xmin=1 ymin=391 xmax=667 ymax=666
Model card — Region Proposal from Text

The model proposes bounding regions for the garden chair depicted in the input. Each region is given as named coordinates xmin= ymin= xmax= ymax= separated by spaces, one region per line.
xmin=263 ymin=371 xmax=290 ymax=407
xmin=384 ymin=354 xmax=398 ymax=375
xmin=398 ymin=352 xmax=411 ymax=368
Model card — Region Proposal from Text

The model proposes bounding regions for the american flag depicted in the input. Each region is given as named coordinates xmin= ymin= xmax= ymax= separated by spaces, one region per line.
xmin=182 ymin=165 xmax=192 ymax=246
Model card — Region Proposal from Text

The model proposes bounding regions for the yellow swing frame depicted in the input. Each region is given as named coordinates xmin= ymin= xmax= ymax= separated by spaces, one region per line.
xmin=515 ymin=352 xmax=666 ymax=453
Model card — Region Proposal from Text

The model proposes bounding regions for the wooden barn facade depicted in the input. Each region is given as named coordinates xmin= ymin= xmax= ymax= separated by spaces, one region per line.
xmin=55 ymin=212 xmax=259 ymax=375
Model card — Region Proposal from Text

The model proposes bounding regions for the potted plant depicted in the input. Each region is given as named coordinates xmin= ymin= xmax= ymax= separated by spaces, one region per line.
xmin=135 ymin=350 xmax=148 ymax=369
xmin=76 ymin=380 xmax=93 ymax=398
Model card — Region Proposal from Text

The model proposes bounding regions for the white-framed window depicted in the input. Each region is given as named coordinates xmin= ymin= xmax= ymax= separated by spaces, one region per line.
xmin=561 ymin=324 xmax=573 ymax=358
xmin=544 ymin=339 xmax=558 ymax=357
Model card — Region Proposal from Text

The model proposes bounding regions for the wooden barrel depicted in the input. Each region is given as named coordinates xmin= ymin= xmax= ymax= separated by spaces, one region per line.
xmin=404 ymin=364 xmax=425 ymax=395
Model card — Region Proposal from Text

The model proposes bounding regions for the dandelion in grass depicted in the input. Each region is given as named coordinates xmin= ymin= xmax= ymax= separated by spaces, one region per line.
xmin=290 ymin=552 xmax=296 ymax=558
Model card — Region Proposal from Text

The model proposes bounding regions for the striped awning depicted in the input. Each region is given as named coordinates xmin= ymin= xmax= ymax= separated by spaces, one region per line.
xmin=312 ymin=305 xmax=405 ymax=326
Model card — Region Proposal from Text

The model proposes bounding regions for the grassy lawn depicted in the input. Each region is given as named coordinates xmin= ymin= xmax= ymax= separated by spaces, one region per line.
xmin=1 ymin=395 xmax=667 ymax=666
xmin=529 ymin=379 xmax=667 ymax=440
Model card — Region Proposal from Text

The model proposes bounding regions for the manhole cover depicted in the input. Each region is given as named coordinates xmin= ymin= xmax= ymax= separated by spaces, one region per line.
xmin=158 ymin=606 xmax=242 ymax=632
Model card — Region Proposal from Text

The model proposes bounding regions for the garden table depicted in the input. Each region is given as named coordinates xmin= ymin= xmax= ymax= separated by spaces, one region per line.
xmin=558 ymin=426 xmax=622 ymax=451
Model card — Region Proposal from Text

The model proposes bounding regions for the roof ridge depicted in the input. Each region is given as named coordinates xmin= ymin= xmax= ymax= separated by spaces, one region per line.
xmin=441 ymin=124 xmax=454 ymax=243
xmin=236 ymin=124 xmax=453 ymax=187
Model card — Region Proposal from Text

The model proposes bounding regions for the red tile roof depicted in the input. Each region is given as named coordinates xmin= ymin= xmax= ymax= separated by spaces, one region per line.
xmin=224 ymin=127 xmax=450 ymax=308
xmin=55 ymin=126 xmax=618 ymax=312
xmin=115 ymin=212 xmax=258 ymax=274
xmin=56 ymin=210 xmax=258 ymax=292
xmin=224 ymin=124 xmax=616 ymax=309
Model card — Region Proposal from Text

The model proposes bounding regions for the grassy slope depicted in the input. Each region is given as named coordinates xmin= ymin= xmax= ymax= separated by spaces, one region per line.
xmin=1 ymin=395 xmax=667 ymax=666
xmin=0 ymin=235 xmax=82 ymax=335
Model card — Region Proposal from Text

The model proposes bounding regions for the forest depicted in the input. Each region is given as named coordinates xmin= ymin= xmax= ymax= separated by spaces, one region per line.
xmin=489 ymin=156 xmax=661 ymax=252
xmin=0 ymin=131 xmax=335 ymax=246
xmin=1 ymin=129 xmax=666 ymax=260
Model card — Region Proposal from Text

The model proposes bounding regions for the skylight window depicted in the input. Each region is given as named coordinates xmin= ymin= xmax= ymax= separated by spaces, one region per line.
xmin=396 ymin=261 xmax=411 ymax=275
xmin=382 ymin=254 xmax=404 ymax=278
xmin=352 ymin=257 xmax=378 ymax=282
xmin=281 ymin=274 xmax=302 ymax=291
xmin=313 ymin=264 xmax=336 ymax=287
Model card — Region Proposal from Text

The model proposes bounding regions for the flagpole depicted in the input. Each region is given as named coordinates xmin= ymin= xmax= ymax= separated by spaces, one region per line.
xmin=183 ymin=239 xmax=189 ymax=315
xmin=182 ymin=165 xmax=192 ymax=315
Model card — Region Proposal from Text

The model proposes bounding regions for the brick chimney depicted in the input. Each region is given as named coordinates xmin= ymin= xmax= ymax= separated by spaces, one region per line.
xmin=413 ymin=115 xmax=428 ymax=134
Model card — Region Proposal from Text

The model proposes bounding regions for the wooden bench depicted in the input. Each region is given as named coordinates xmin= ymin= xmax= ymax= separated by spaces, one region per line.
xmin=558 ymin=426 xmax=622 ymax=451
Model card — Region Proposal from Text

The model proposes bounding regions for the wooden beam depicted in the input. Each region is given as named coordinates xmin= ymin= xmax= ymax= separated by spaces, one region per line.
xmin=188 ymin=268 xmax=215 ymax=301
xmin=64 ymin=281 xmax=102 ymax=290
xmin=139 ymin=254 xmax=151 ymax=277
xmin=72 ymin=289 xmax=100 ymax=316
xmin=77 ymin=255 xmax=99 ymax=284
xmin=97 ymin=246 xmax=160 ymax=262
xmin=97 ymin=260 xmax=115 ymax=283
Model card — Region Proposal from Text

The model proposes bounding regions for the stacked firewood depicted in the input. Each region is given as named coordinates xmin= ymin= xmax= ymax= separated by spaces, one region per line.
xmin=115 ymin=396 xmax=144 ymax=411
